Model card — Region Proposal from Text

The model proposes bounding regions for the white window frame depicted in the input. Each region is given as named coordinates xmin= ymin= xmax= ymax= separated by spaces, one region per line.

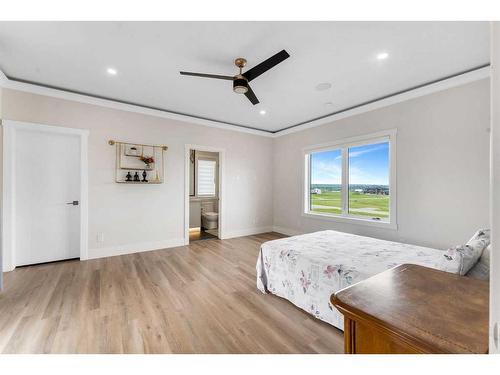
xmin=302 ymin=129 xmax=397 ymax=230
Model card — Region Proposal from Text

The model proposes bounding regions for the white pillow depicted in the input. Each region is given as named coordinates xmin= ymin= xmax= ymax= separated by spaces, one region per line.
xmin=443 ymin=229 xmax=490 ymax=275
xmin=466 ymin=244 xmax=490 ymax=280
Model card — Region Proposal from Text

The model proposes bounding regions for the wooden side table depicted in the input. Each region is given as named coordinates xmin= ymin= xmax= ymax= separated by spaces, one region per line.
xmin=331 ymin=264 xmax=489 ymax=354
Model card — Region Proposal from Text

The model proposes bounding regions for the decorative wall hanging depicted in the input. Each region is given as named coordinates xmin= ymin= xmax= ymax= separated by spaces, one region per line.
xmin=124 ymin=144 xmax=142 ymax=156
xmin=108 ymin=140 xmax=168 ymax=184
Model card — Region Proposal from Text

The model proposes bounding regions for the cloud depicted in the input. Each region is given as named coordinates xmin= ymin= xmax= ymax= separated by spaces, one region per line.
xmin=311 ymin=143 xmax=389 ymax=185
xmin=311 ymin=160 xmax=341 ymax=184
xmin=348 ymin=143 xmax=387 ymax=158
xmin=348 ymin=165 xmax=388 ymax=185
xmin=332 ymin=143 xmax=386 ymax=160
xmin=312 ymin=160 xmax=388 ymax=185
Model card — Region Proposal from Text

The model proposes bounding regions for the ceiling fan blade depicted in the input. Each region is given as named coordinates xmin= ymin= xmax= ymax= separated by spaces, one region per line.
xmin=180 ymin=71 xmax=234 ymax=80
xmin=242 ymin=50 xmax=290 ymax=82
xmin=244 ymin=85 xmax=259 ymax=105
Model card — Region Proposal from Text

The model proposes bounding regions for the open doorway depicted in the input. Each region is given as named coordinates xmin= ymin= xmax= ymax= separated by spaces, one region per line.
xmin=185 ymin=145 xmax=223 ymax=244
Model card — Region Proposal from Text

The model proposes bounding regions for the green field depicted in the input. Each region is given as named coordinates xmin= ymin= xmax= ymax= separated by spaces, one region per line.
xmin=310 ymin=191 xmax=389 ymax=219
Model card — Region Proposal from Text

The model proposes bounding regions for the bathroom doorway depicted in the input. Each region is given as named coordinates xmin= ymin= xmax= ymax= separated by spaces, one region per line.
xmin=184 ymin=145 xmax=224 ymax=244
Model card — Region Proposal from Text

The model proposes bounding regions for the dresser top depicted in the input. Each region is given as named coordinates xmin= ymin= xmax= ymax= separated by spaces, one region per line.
xmin=332 ymin=264 xmax=489 ymax=354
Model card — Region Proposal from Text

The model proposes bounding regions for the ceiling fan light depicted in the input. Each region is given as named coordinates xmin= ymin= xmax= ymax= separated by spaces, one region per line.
xmin=234 ymin=85 xmax=248 ymax=94
xmin=233 ymin=76 xmax=249 ymax=94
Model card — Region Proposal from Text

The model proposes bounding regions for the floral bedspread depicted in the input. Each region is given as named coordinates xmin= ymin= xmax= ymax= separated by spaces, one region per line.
xmin=256 ymin=230 xmax=460 ymax=330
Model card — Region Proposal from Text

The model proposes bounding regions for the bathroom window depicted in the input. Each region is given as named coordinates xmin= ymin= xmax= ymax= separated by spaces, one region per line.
xmin=197 ymin=159 xmax=217 ymax=196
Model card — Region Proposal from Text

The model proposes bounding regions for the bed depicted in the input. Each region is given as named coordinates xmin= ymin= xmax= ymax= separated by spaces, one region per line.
xmin=256 ymin=230 xmax=487 ymax=330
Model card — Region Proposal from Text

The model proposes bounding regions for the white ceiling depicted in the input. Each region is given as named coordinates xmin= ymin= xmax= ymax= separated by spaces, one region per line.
xmin=0 ymin=22 xmax=490 ymax=132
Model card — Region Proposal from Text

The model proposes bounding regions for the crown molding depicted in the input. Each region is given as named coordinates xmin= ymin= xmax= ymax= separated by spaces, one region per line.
xmin=0 ymin=66 xmax=490 ymax=138
xmin=0 ymin=70 xmax=273 ymax=138
xmin=0 ymin=68 xmax=8 ymax=86
xmin=272 ymin=65 xmax=490 ymax=137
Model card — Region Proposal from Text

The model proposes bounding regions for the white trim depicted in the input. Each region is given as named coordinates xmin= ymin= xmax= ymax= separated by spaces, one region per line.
xmin=80 ymin=133 xmax=89 ymax=260
xmin=184 ymin=144 xmax=226 ymax=245
xmin=221 ymin=226 xmax=273 ymax=240
xmin=301 ymin=212 xmax=398 ymax=230
xmin=272 ymin=226 xmax=303 ymax=237
xmin=303 ymin=156 xmax=309 ymax=214
xmin=0 ymin=69 xmax=8 ymax=86
xmin=302 ymin=128 xmax=397 ymax=152
xmin=87 ymin=238 xmax=185 ymax=260
xmin=2 ymin=120 xmax=89 ymax=136
xmin=0 ymin=69 xmax=271 ymax=138
xmin=2 ymin=123 xmax=15 ymax=271
xmin=341 ymin=147 xmax=349 ymax=214
xmin=302 ymin=129 xmax=397 ymax=230
xmin=1 ymin=120 xmax=89 ymax=271
xmin=274 ymin=66 xmax=490 ymax=137
xmin=0 ymin=66 xmax=490 ymax=138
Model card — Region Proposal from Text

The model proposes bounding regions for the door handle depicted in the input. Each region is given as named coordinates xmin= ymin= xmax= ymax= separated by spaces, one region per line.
xmin=66 ymin=201 xmax=79 ymax=206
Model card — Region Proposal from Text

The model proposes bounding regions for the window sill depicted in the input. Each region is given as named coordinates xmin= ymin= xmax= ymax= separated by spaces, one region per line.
xmin=190 ymin=196 xmax=218 ymax=202
xmin=302 ymin=212 xmax=398 ymax=230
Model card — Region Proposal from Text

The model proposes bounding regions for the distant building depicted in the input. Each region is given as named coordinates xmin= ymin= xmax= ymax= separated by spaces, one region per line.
xmin=363 ymin=187 xmax=389 ymax=195
xmin=354 ymin=189 xmax=364 ymax=193
xmin=311 ymin=188 xmax=322 ymax=194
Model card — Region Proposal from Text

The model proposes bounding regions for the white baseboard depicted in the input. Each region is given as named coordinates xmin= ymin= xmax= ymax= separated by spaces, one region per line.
xmin=88 ymin=238 xmax=185 ymax=260
xmin=221 ymin=226 xmax=273 ymax=239
xmin=2 ymin=263 xmax=15 ymax=272
xmin=272 ymin=226 xmax=303 ymax=237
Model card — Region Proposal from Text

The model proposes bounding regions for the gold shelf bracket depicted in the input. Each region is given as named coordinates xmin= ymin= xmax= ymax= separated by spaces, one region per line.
xmin=108 ymin=139 xmax=168 ymax=151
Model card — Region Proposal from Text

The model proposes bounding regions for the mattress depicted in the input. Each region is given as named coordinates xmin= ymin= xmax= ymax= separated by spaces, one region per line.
xmin=256 ymin=230 xmax=461 ymax=330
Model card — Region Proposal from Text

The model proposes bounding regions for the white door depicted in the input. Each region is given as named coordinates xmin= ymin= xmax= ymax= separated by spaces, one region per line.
xmin=14 ymin=127 xmax=81 ymax=266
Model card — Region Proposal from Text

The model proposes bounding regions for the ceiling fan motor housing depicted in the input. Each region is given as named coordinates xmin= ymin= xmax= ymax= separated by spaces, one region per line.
xmin=233 ymin=75 xmax=249 ymax=94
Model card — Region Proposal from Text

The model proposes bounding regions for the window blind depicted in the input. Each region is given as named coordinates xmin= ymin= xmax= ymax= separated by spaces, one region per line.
xmin=197 ymin=159 xmax=216 ymax=196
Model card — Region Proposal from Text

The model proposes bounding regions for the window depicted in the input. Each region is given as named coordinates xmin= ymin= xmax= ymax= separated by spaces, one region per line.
xmin=197 ymin=159 xmax=217 ymax=196
xmin=348 ymin=142 xmax=390 ymax=220
xmin=305 ymin=131 xmax=395 ymax=227
xmin=309 ymin=148 xmax=342 ymax=215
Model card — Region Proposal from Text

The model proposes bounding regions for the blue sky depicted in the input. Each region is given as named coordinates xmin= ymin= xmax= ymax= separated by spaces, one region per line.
xmin=311 ymin=142 xmax=389 ymax=185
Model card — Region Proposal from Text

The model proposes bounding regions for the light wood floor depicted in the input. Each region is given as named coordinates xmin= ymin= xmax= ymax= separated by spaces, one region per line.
xmin=189 ymin=228 xmax=218 ymax=242
xmin=0 ymin=232 xmax=343 ymax=354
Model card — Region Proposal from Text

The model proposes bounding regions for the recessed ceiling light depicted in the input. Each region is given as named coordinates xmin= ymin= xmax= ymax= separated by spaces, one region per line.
xmin=376 ymin=52 xmax=389 ymax=60
xmin=259 ymin=110 xmax=266 ymax=115
xmin=106 ymin=67 xmax=118 ymax=75
xmin=324 ymin=102 xmax=333 ymax=106
xmin=315 ymin=82 xmax=332 ymax=91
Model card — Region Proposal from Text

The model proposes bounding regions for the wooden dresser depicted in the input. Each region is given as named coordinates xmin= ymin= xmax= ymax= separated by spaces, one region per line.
xmin=331 ymin=264 xmax=489 ymax=354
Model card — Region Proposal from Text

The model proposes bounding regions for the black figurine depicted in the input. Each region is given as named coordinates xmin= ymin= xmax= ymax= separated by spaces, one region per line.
xmin=125 ymin=171 xmax=132 ymax=182
xmin=142 ymin=170 xmax=148 ymax=182
xmin=134 ymin=172 xmax=140 ymax=181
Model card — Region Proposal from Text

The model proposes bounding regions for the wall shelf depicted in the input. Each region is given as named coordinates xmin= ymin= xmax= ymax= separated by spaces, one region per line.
xmin=118 ymin=167 xmax=154 ymax=171
xmin=109 ymin=140 xmax=168 ymax=184
xmin=116 ymin=181 xmax=163 ymax=184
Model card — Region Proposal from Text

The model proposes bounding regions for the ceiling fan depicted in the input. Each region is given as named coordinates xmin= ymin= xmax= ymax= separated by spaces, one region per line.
xmin=179 ymin=49 xmax=290 ymax=105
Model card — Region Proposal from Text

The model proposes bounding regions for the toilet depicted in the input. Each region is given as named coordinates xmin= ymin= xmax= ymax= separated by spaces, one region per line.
xmin=201 ymin=201 xmax=218 ymax=230
xmin=202 ymin=211 xmax=219 ymax=230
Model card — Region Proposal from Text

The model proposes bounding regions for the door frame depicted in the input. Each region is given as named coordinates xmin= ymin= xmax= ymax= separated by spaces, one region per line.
xmin=2 ymin=120 xmax=89 ymax=271
xmin=184 ymin=144 xmax=225 ymax=244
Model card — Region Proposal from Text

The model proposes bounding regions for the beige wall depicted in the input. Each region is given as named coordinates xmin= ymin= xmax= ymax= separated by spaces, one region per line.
xmin=1 ymin=89 xmax=274 ymax=262
xmin=0 ymin=77 xmax=491 ymax=266
xmin=272 ymin=79 xmax=491 ymax=250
